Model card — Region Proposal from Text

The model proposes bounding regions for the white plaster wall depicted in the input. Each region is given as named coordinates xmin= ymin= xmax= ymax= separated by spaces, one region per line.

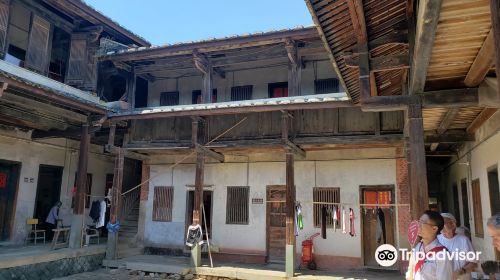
xmin=144 ymin=149 xmax=397 ymax=259
xmin=0 ymin=129 xmax=114 ymax=244
xmin=147 ymin=60 xmax=343 ymax=106
xmin=444 ymin=111 xmax=500 ymax=261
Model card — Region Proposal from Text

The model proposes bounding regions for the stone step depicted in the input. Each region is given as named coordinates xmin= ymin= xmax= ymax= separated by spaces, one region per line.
xmin=117 ymin=246 xmax=143 ymax=258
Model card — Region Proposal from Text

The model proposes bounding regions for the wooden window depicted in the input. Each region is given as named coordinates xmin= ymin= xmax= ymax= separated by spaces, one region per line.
xmin=25 ymin=15 xmax=50 ymax=74
xmin=152 ymin=186 xmax=174 ymax=222
xmin=231 ymin=85 xmax=253 ymax=101
xmin=226 ymin=186 xmax=249 ymax=224
xmin=314 ymin=78 xmax=339 ymax=94
xmin=268 ymin=82 xmax=288 ymax=98
xmin=313 ymin=187 xmax=340 ymax=228
xmin=6 ymin=2 xmax=31 ymax=66
xmin=160 ymin=91 xmax=179 ymax=106
xmin=192 ymin=89 xmax=217 ymax=104
xmin=472 ymin=179 xmax=484 ymax=237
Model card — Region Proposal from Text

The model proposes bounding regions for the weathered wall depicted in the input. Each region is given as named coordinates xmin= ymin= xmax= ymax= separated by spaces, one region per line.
xmin=443 ymin=110 xmax=500 ymax=261
xmin=147 ymin=60 xmax=344 ymax=106
xmin=143 ymin=148 xmax=403 ymax=262
xmin=0 ymin=128 xmax=114 ymax=244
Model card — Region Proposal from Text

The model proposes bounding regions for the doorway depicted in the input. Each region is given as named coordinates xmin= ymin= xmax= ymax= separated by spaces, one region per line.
xmin=0 ymin=160 xmax=21 ymax=241
xmin=360 ymin=185 xmax=396 ymax=267
xmin=185 ymin=190 xmax=213 ymax=245
xmin=33 ymin=165 xmax=63 ymax=222
xmin=266 ymin=185 xmax=286 ymax=263
xmin=460 ymin=179 xmax=471 ymax=230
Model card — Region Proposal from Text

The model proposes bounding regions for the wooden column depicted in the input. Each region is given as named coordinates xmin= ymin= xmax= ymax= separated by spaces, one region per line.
xmin=69 ymin=123 xmax=90 ymax=248
xmin=193 ymin=51 xmax=213 ymax=103
xmin=282 ymin=112 xmax=296 ymax=277
xmin=137 ymin=161 xmax=150 ymax=245
xmin=286 ymin=40 xmax=301 ymax=97
xmin=106 ymin=148 xmax=124 ymax=260
xmin=406 ymin=101 xmax=429 ymax=219
xmin=191 ymin=118 xmax=204 ymax=267
xmin=491 ymin=0 xmax=500 ymax=99
xmin=127 ymin=67 xmax=137 ymax=110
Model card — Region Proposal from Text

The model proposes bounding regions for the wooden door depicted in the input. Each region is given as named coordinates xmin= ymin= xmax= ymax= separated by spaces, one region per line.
xmin=34 ymin=165 xmax=62 ymax=222
xmin=266 ymin=185 xmax=286 ymax=262
xmin=0 ymin=160 xmax=20 ymax=241
xmin=360 ymin=186 xmax=395 ymax=267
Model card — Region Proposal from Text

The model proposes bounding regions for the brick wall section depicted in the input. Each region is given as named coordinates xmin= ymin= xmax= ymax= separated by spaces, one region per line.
xmin=0 ymin=253 xmax=104 ymax=280
xmin=140 ymin=163 xmax=150 ymax=201
xmin=396 ymin=157 xmax=411 ymax=236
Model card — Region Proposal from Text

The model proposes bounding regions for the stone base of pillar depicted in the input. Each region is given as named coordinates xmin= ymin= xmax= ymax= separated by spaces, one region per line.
xmin=69 ymin=214 xmax=83 ymax=249
xmin=106 ymin=232 xmax=118 ymax=260
xmin=191 ymin=243 xmax=201 ymax=267
xmin=285 ymin=244 xmax=296 ymax=277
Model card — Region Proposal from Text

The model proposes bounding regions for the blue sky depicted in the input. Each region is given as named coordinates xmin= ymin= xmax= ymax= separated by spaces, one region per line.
xmin=84 ymin=0 xmax=313 ymax=46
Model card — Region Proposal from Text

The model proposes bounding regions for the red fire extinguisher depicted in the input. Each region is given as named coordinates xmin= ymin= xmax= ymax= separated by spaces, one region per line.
xmin=301 ymin=233 xmax=320 ymax=270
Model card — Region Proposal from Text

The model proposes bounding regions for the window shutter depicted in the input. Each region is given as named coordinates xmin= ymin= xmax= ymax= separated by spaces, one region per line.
xmin=25 ymin=15 xmax=50 ymax=74
xmin=226 ymin=186 xmax=249 ymax=224
xmin=83 ymin=45 xmax=97 ymax=91
xmin=313 ymin=187 xmax=340 ymax=228
xmin=152 ymin=186 xmax=173 ymax=222
xmin=66 ymin=34 xmax=87 ymax=86
xmin=0 ymin=0 xmax=9 ymax=57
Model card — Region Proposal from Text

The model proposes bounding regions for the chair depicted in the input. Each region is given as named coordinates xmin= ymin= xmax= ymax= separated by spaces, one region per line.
xmin=82 ymin=225 xmax=99 ymax=246
xmin=25 ymin=218 xmax=45 ymax=245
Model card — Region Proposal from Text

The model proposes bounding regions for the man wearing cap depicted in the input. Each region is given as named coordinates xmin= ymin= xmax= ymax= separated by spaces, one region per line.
xmin=438 ymin=213 xmax=478 ymax=280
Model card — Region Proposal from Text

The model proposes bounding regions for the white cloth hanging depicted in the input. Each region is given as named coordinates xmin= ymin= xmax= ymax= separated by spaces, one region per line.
xmin=96 ymin=200 xmax=106 ymax=228
xmin=333 ymin=206 xmax=338 ymax=232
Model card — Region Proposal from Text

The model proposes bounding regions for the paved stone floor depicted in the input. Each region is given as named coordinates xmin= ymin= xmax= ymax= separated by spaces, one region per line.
xmin=54 ymin=267 xmax=404 ymax=280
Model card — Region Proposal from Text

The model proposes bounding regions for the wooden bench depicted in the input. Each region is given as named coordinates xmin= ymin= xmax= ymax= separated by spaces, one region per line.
xmin=51 ymin=228 xmax=70 ymax=250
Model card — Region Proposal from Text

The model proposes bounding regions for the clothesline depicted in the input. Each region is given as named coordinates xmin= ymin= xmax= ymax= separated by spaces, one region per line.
xmin=268 ymin=201 xmax=410 ymax=207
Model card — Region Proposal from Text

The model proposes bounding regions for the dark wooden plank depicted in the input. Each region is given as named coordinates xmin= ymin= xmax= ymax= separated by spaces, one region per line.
xmin=66 ymin=34 xmax=88 ymax=87
xmin=409 ymin=0 xmax=443 ymax=94
xmin=286 ymin=40 xmax=301 ymax=97
xmin=422 ymin=88 xmax=478 ymax=108
xmin=491 ymin=0 xmax=500 ymax=100
xmin=464 ymin=29 xmax=494 ymax=87
xmin=285 ymin=152 xmax=295 ymax=247
xmin=344 ymin=54 xmax=410 ymax=72
xmin=193 ymin=153 xmax=204 ymax=225
xmin=424 ymin=132 xmax=475 ymax=143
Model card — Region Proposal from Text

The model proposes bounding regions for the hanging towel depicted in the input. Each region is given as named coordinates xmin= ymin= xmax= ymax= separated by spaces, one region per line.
xmin=349 ymin=208 xmax=356 ymax=237
xmin=342 ymin=207 xmax=346 ymax=234
xmin=376 ymin=208 xmax=386 ymax=243
xmin=332 ymin=206 xmax=338 ymax=232
xmin=321 ymin=206 xmax=327 ymax=239
xmin=89 ymin=200 xmax=100 ymax=223
xmin=296 ymin=204 xmax=303 ymax=231
xmin=96 ymin=200 xmax=106 ymax=228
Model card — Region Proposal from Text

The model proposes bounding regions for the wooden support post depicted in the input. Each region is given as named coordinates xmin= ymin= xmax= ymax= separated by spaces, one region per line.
xmin=285 ymin=152 xmax=296 ymax=277
xmin=106 ymin=148 xmax=124 ymax=260
xmin=491 ymin=0 xmax=500 ymax=100
xmin=137 ymin=161 xmax=149 ymax=245
xmin=406 ymin=101 xmax=429 ymax=219
xmin=108 ymin=123 xmax=116 ymax=147
xmin=191 ymin=117 xmax=204 ymax=267
xmin=193 ymin=51 xmax=213 ymax=103
xmin=286 ymin=40 xmax=301 ymax=97
xmin=127 ymin=67 xmax=136 ymax=110
xmin=69 ymin=123 xmax=90 ymax=248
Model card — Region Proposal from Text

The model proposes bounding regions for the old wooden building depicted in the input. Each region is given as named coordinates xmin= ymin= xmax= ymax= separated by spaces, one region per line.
xmin=0 ymin=0 xmax=498 ymax=278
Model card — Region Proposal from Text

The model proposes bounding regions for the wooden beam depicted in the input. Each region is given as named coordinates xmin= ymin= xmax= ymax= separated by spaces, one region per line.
xmin=105 ymin=144 xmax=150 ymax=161
xmin=282 ymin=111 xmax=305 ymax=159
xmin=105 ymin=147 xmax=124 ymax=259
xmin=425 ymin=133 xmax=475 ymax=143
xmin=436 ymin=108 xmax=459 ymax=135
xmin=409 ymin=0 xmax=443 ymax=94
xmin=346 ymin=0 xmax=368 ymax=44
xmin=0 ymin=104 xmax=68 ymax=131
xmin=108 ymin=124 xmax=116 ymax=146
xmin=74 ymin=124 xmax=90 ymax=216
xmin=422 ymin=88 xmax=478 ymax=108
xmin=368 ymin=29 xmax=408 ymax=50
xmin=0 ymin=82 xmax=7 ymax=97
xmin=491 ymin=0 xmax=500 ymax=100
xmin=193 ymin=152 xmax=204 ymax=226
xmin=464 ymin=29 xmax=495 ymax=87
xmin=285 ymin=151 xmax=296 ymax=277
xmin=466 ymin=108 xmax=498 ymax=134
xmin=195 ymin=143 xmax=224 ymax=163
xmin=102 ymin=27 xmax=318 ymax=62
xmin=344 ymin=54 xmax=410 ymax=72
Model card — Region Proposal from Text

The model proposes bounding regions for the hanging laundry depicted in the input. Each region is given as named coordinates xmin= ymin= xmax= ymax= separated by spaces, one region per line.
xmin=349 ymin=208 xmax=356 ymax=237
xmin=89 ymin=200 xmax=100 ymax=223
xmin=96 ymin=200 xmax=107 ymax=228
xmin=295 ymin=203 xmax=303 ymax=236
xmin=341 ymin=207 xmax=347 ymax=234
xmin=376 ymin=208 xmax=386 ymax=244
xmin=321 ymin=206 xmax=327 ymax=239
xmin=332 ymin=206 xmax=338 ymax=232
